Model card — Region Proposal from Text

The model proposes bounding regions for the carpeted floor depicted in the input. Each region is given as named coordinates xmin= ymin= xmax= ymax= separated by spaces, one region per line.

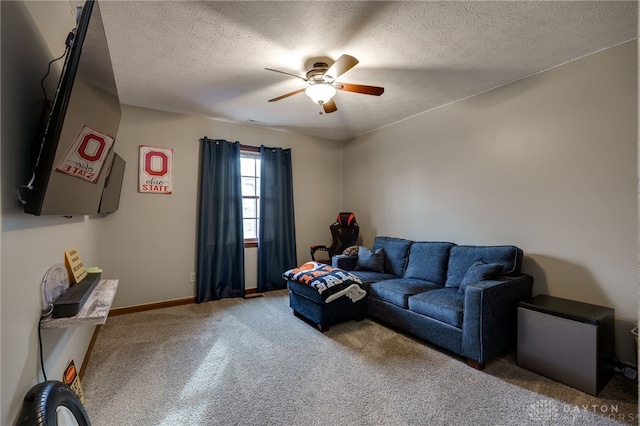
xmin=82 ymin=290 xmax=637 ymax=425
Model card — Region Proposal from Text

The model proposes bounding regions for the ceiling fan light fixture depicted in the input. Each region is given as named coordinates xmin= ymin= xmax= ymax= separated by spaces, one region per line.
xmin=305 ymin=83 xmax=336 ymax=105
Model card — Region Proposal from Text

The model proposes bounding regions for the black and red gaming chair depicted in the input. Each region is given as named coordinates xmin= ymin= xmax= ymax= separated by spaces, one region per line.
xmin=310 ymin=212 xmax=359 ymax=263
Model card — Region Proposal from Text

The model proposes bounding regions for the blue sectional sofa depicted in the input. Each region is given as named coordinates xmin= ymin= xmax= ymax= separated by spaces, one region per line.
xmin=330 ymin=236 xmax=533 ymax=369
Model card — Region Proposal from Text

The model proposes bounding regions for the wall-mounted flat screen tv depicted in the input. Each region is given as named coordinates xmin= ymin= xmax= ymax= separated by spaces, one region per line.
xmin=24 ymin=0 xmax=122 ymax=216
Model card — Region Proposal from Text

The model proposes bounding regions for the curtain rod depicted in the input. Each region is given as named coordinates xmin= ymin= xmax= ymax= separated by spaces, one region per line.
xmin=200 ymin=137 xmax=259 ymax=152
xmin=240 ymin=144 xmax=260 ymax=152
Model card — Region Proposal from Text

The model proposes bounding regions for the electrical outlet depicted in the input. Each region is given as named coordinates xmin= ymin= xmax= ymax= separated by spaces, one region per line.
xmin=623 ymin=367 xmax=637 ymax=380
xmin=189 ymin=272 xmax=195 ymax=283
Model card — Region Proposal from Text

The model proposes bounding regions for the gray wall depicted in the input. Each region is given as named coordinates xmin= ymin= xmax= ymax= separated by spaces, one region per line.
xmin=342 ymin=40 xmax=638 ymax=365
xmin=99 ymin=105 xmax=342 ymax=308
xmin=1 ymin=2 xmax=100 ymax=425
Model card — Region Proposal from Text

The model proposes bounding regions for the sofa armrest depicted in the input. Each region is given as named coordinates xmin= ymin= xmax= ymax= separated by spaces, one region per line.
xmin=332 ymin=255 xmax=357 ymax=271
xmin=461 ymin=274 xmax=533 ymax=364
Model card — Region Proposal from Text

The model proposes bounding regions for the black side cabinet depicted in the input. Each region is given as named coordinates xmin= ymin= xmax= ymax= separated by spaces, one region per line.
xmin=517 ymin=295 xmax=615 ymax=395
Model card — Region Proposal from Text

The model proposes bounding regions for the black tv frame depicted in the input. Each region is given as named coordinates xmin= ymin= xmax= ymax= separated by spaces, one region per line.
xmin=24 ymin=1 xmax=94 ymax=216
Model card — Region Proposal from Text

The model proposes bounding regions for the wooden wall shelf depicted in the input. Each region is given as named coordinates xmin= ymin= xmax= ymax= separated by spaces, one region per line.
xmin=40 ymin=279 xmax=119 ymax=329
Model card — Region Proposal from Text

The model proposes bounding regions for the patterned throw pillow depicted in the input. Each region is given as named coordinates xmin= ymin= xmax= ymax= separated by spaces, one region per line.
xmin=342 ymin=245 xmax=360 ymax=256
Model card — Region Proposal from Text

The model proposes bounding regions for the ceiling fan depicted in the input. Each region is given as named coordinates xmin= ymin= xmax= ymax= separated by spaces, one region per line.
xmin=265 ymin=54 xmax=384 ymax=114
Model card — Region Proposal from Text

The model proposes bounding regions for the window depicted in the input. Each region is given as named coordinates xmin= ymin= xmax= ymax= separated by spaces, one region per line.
xmin=240 ymin=148 xmax=260 ymax=247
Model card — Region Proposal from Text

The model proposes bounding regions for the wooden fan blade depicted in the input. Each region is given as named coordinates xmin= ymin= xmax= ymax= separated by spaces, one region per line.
xmin=336 ymin=83 xmax=384 ymax=96
xmin=322 ymin=98 xmax=337 ymax=113
xmin=324 ymin=54 xmax=359 ymax=80
xmin=268 ymin=88 xmax=306 ymax=102
xmin=264 ymin=68 xmax=307 ymax=81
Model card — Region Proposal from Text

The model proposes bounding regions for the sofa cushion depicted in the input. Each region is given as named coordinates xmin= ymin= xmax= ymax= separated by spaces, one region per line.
xmin=355 ymin=247 xmax=385 ymax=273
xmin=288 ymin=279 xmax=322 ymax=303
xmin=404 ymin=242 xmax=454 ymax=285
xmin=458 ymin=261 xmax=503 ymax=293
xmin=350 ymin=270 xmax=397 ymax=285
xmin=373 ymin=237 xmax=413 ymax=277
xmin=408 ymin=288 xmax=465 ymax=328
xmin=369 ymin=278 xmax=441 ymax=308
xmin=445 ymin=245 xmax=523 ymax=289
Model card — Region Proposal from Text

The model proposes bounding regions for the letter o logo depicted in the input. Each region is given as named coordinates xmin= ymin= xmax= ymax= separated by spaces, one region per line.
xmin=144 ymin=151 xmax=169 ymax=177
xmin=77 ymin=134 xmax=106 ymax=162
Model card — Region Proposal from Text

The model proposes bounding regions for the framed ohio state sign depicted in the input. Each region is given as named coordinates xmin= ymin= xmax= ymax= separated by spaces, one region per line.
xmin=138 ymin=145 xmax=173 ymax=194
xmin=55 ymin=125 xmax=114 ymax=183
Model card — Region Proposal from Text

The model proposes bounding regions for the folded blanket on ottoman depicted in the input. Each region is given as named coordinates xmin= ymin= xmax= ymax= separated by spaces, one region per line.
xmin=283 ymin=261 xmax=366 ymax=303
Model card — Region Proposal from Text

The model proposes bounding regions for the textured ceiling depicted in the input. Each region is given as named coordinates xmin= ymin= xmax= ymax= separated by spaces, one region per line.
xmin=98 ymin=1 xmax=637 ymax=141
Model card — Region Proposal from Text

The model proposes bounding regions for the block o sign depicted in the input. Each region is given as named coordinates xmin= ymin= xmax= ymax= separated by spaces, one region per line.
xmin=144 ymin=150 xmax=169 ymax=177
xmin=77 ymin=133 xmax=107 ymax=162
